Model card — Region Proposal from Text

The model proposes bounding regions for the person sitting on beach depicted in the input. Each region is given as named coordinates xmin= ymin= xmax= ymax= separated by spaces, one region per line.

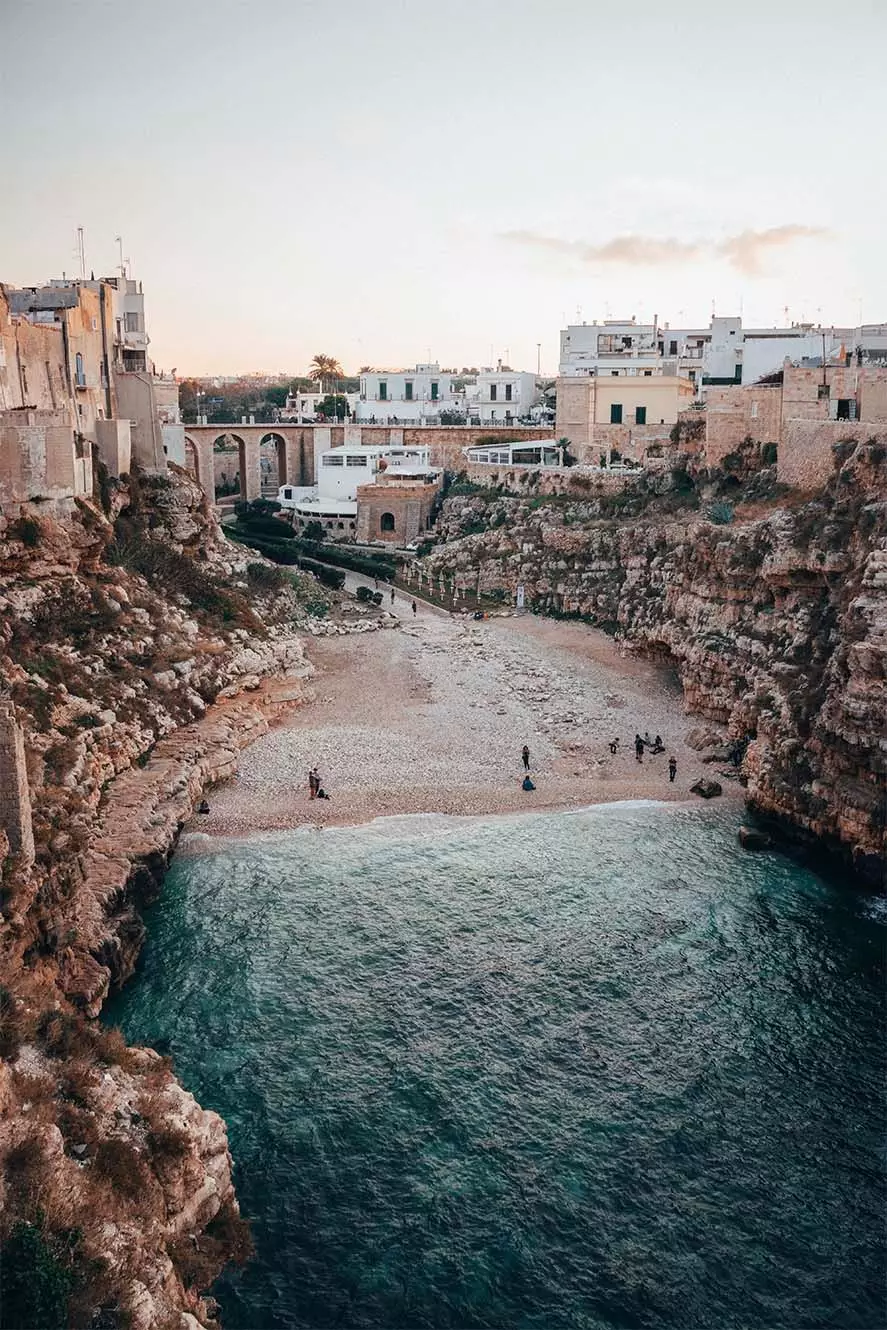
xmin=652 ymin=734 xmax=664 ymax=754
xmin=609 ymin=738 xmax=619 ymax=755
xmin=522 ymin=775 xmax=535 ymax=792
xmin=316 ymin=787 xmax=331 ymax=800
xmin=197 ymin=799 xmax=210 ymax=814
xmin=643 ymin=731 xmax=652 ymax=747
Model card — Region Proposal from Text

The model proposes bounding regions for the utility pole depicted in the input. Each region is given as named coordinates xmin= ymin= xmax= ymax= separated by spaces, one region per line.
xmin=536 ymin=343 xmax=541 ymax=376
xmin=76 ymin=226 xmax=86 ymax=280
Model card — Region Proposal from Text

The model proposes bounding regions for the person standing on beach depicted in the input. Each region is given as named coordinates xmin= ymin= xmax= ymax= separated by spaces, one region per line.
xmin=668 ymin=756 xmax=677 ymax=783
xmin=308 ymin=767 xmax=319 ymax=799
xmin=522 ymin=745 xmax=530 ymax=771
xmin=635 ymin=734 xmax=644 ymax=763
xmin=390 ymin=587 xmax=395 ymax=605
xmin=411 ymin=600 xmax=417 ymax=615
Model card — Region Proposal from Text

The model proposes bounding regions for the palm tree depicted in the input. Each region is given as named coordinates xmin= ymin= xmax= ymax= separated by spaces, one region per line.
xmin=308 ymin=354 xmax=344 ymax=393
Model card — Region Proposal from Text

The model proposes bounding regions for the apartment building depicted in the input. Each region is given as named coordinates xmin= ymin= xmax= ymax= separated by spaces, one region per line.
xmin=469 ymin=367 xmax=538 ymax=424
xmin=356 ymin=364 xmax=459 ymax=422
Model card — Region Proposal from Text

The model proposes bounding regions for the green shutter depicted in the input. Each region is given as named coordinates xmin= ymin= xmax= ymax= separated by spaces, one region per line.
xmin=610 ymin=403 xmax=623 ymax=424
xmin=635 ymin=406 xmax=646 ymax=425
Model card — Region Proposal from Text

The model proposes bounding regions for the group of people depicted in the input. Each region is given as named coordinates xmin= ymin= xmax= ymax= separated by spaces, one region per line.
xmin=624 ymin=732 xmax=677 ymax=781
xmin=307 ymin=767 xmax=331 ymax=801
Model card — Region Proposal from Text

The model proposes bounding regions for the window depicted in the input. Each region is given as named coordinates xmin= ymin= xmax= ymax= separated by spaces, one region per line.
xmin=669 ymin=340 xmax=678 ymax=356
xmin=379 ymin=381 xmax=388 ymax=401
xmin=74 ymin=353 xmax=85 ymax=387
xmin=611 ymin=370 xmax=619 ymax=376
xmin=405 ymin=381 xmax=414 ymax=401
xmin=643 ymin=370 xmax=652 ymax=377
xmin=490 ymin=410 xmax=497 ymax=421
xmin=284 ymin=488 xmax=293 ymax=499
xmin=490 ymin=384 xmax=497 ymax=401
xmin=431 ymin=381 xmax=439 ymax=400
xmin=346 ymin=454 xmax=368 ymax=466
xmin=836 ymin=398 xmax=855 ymax=420
xmin=380 ymin=512 xmax=396 ymax=532
xmin=750 ymin=403 xmax=758 ymax=420
xmin=635 ymin=406 xmax=647 ymax=425
xmin=505 ymin=383 xmax=513 ymax=401
xmin=817 ymin=383 xmax=830 ymax=400
xmin=125 ymin=312 xmax=140 ymax=333
xmin=20 ymin=364 xmax=28 ymax=399
xmin=323 ymin=454 xmax=344 ymax=466
xmin=610 ymin=403 xmax=623 ymax=424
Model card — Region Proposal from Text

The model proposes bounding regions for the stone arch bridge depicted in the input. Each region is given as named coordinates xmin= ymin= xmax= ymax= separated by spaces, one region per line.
xmin=182 ymin=422 xmax=554 ymax=507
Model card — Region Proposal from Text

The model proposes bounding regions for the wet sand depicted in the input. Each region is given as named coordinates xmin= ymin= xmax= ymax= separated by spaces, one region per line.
xmin=198 ymin=600 xmax=742 ymax=835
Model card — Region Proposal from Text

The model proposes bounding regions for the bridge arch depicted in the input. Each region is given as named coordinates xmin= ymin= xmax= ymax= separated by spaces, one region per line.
xmin=260 ymin=431 xmax=288 ymax=492
xmin=213 ymin=431 xmax=248 ymax=499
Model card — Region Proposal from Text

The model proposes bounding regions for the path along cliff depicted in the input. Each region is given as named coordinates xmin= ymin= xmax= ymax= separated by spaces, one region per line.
xmin=0 ymin=465 xmax=349 ymax=1328
xmin=422 ymin=440 xmax=886 ymax=881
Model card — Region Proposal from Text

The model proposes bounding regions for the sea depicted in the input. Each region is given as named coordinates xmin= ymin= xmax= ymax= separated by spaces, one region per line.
xmin=107 ymin=801 xmax=887 ymax=1330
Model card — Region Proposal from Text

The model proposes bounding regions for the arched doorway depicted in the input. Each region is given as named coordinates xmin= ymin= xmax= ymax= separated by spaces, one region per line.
xmin=259 ymin=432 xmax=287 ymax=494
xmin=380 ymin=511 xmax=396 ymax=532
xmin=213 ymin=433 xmax=247 ymax=500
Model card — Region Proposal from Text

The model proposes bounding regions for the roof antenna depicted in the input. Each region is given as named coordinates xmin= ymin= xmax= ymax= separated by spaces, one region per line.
xmin=77 ymin=226 xmax=86 ymax=280
xmin=115 ymin=235 xmax=126 ymax=279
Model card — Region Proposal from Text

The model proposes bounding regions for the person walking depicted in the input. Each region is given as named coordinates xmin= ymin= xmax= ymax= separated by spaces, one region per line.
xmin=411 ymin=599 xmax=417 ymax=616
xmin=635 ymin=734 xmax=645 ymax=763
xmin=522 ymin=744 xmax=530 ymax=771
xmin=390 ymin=587 xmax=395 ymax=605
xmin=668 ymin=756 xmax=677 ymax=783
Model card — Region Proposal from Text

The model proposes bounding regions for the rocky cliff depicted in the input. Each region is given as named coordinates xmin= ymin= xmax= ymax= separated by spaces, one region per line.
xmin=424 ymin=443 xmax=886 ymax=880
xmin=0 ymin=467 xmax=319 ymax=1327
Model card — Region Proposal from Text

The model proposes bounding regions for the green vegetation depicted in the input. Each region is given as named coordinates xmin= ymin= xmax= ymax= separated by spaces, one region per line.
xmin=0 ymin=1221 xmax=76 ymax=1329
xmin=706 ymin=501 xmax=735 ymax=525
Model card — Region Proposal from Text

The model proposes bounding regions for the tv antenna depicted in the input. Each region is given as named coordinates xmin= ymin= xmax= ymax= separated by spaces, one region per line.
xmin=76 ymin=226 xmax=86 ymax=280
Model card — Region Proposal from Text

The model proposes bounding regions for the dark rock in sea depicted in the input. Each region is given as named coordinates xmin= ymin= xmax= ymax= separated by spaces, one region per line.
xmin=738 ymin=825 xmax=771 ymax=850
xmin=690 ymin=778 xmax=722 ymax=799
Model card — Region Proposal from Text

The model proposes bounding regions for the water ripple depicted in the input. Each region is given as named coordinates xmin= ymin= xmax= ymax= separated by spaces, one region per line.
xmin=108 ymin=803 xmax=886 ymax=1330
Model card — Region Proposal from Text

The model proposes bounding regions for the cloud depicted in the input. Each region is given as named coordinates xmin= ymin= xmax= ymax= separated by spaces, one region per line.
xmin=502 ymin=224 xmax=829 ymax=274
xmin=715 ymin=224 xmax=829 ymax=275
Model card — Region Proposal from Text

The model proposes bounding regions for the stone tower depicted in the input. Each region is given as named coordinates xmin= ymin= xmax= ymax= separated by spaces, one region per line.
xmin=0 ymin=702 xmax=35 ymax=865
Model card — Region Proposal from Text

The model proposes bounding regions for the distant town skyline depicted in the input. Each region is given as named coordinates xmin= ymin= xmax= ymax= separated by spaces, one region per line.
xmin=2 ymin=0 xmax=882 ymax=376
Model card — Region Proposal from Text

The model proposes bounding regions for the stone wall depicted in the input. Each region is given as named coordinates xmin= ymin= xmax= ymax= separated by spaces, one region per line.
xmin=0 ymin=701 xmax=34 ymax=863
xmin=355 ymin=479 xmax=438 ymax=543
xmin=0 ymin=407 xmax=87 ymax=508
xmin=704 ymin=385 xmax=782 ymax=466
xmin=778 ymin=419 xmax=883 ymax=489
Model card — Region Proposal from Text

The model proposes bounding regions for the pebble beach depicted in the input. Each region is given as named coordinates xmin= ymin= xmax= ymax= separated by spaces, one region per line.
xmin=197 ymin=594 xmax=741 ymax=836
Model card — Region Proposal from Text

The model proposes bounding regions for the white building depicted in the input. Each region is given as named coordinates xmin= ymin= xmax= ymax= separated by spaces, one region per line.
xmin=277 ymin=443 xmax=438 ymax=537
xmin=467 ymin=366 xmax=539 ymax=424
xmin=356 ymin=364 xmax=461 ymax=422
xmin=465 ymin=438 xmax=563 ymax=466
xmin=559 ymin=316 xmax=887 ymax=391
xmin=280 ymin=389 xmax=359 ymax=422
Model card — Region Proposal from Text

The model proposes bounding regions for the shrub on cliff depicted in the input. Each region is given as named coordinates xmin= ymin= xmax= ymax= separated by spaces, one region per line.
xmin=246 ymin=561 xmax=287 ymax=592
xmin=0 ymin=1221 xmax=76 ymax=1329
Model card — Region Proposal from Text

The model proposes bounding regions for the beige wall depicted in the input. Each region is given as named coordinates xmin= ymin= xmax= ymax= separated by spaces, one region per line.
xmin=0 ymin=408 xmax=87 ymax=508
xmin=113 ymin=371 xmax=167 ymax=472
xmin=591 ymin=376 xmax=694 ymax=426
xmin=704 ymin=385 xmax=782 ymax=466
xmin=355 ymin=480 xmax=437 ymax=544
xmin=555 ymin=375 xmax=692 ymax=449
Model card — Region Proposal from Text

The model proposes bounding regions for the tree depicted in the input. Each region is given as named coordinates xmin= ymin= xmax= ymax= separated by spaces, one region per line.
xmin=315 ymin=393 xmax=350 ymax=421
xmin=309 ymin=355 xmax=344 ymax=392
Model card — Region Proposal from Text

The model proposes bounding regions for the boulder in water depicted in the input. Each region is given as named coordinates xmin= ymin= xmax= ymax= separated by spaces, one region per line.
xmin=738 ymin=825 xmax=771 ymax=850
xmin=690 ymin=777 xmax=722 ymax=799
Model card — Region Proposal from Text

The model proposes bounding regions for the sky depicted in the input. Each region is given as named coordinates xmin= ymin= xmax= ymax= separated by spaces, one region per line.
xmin=2 ymin=0 xmax=883 ymax=376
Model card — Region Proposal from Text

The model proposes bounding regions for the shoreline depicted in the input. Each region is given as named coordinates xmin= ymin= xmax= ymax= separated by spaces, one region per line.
xmin=193 ymin=608 xmax=745 ymax=840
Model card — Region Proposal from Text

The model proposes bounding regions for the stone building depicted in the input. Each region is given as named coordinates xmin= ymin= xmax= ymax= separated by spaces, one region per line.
xmin=557 ymin=372 xmax=695 ymax=461
xmin=354 ymin=474 xmax=439 ymax=545
xmin=0 ymin=273 xmax=176 ymax=513
xmin=703 ymin=363 xmax=887 ymax=486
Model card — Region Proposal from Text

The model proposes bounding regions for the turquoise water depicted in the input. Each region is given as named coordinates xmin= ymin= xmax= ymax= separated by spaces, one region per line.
xmin=108 ymin=803 xmax=886 ymax=1330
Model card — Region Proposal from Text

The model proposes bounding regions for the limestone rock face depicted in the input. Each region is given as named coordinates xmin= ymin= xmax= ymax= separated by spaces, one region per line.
xmin=0 ymin=467 xmax=314 ymax=1325
xmin=426 ymin=441 xmax=886 ymax=878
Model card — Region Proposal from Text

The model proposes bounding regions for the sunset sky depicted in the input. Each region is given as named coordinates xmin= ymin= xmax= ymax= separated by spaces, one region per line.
xmin=2 ymin=0 xmax=882 ymax=376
